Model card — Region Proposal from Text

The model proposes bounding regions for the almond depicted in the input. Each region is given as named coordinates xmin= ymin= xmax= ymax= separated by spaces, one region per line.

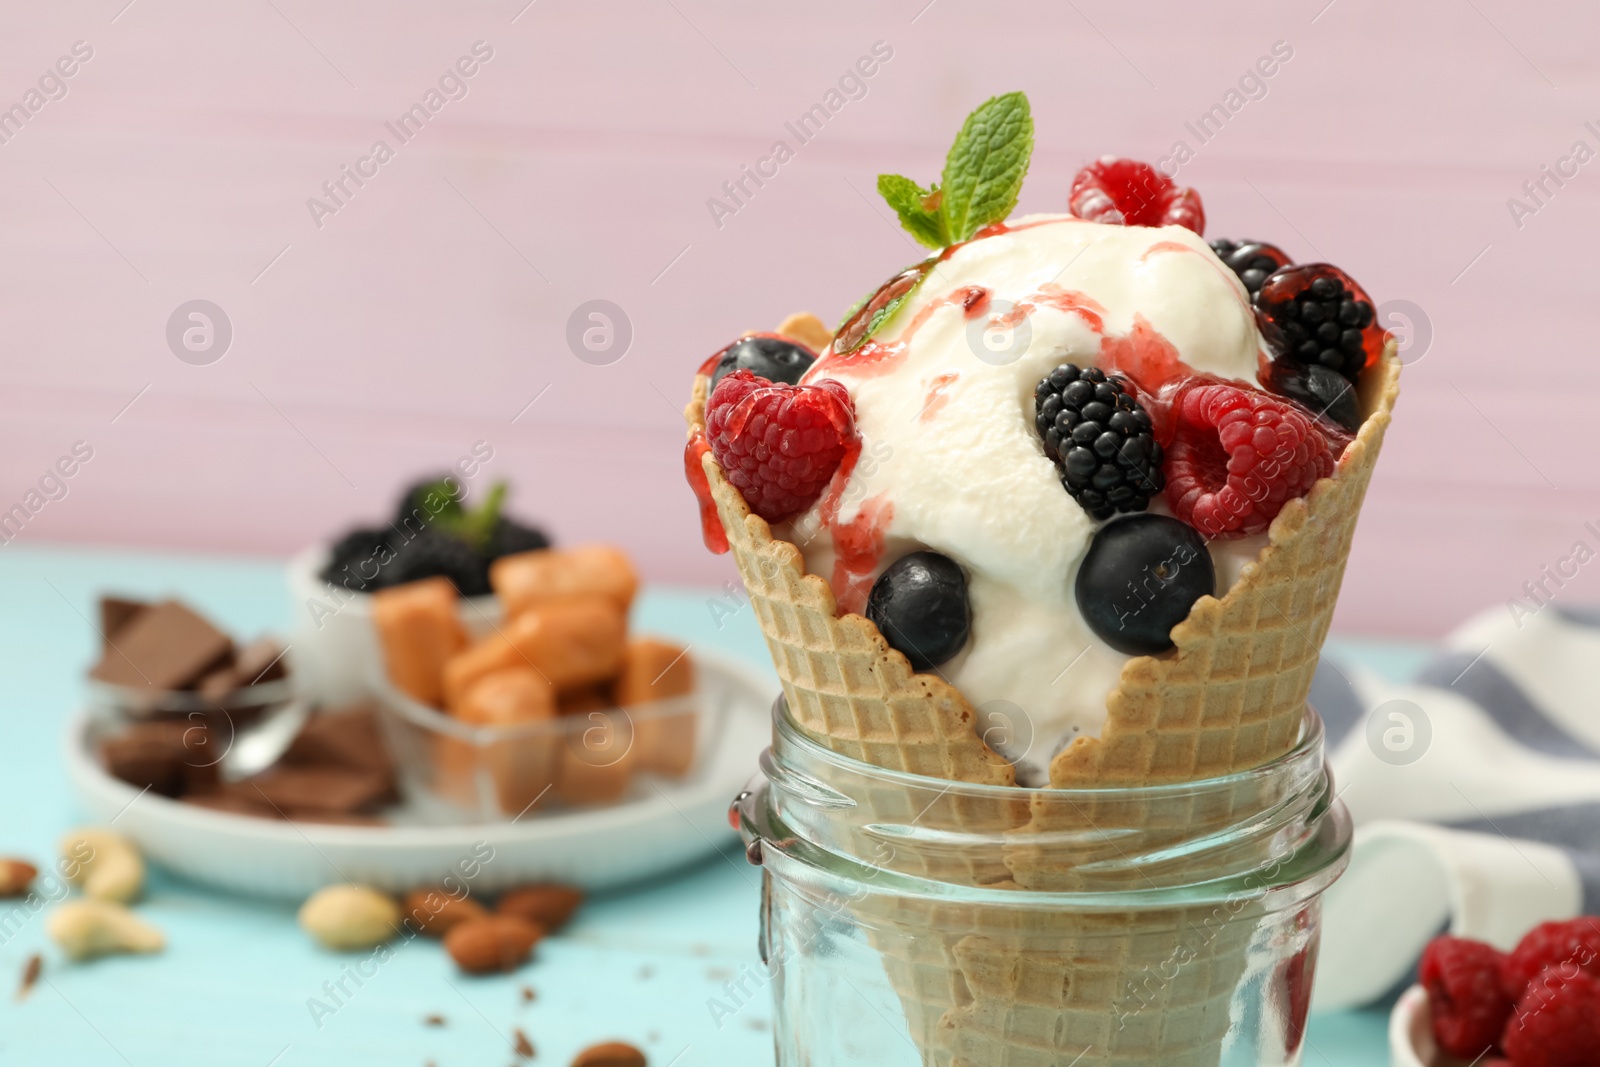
xmin=571 ymin=1041 xmax=646 ymax=1067
xmin=402 ymin=889 xmax=488 ymax=937
xmin=497 ymin=884 xmax=584 ymax=932
xmin=444 ymin=916 xmax=542 ymax=974
xmin=0 ymin=859 xmax=37 ymax=898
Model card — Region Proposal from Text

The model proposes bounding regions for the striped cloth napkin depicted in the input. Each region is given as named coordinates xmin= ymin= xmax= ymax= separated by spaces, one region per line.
xmin=1312 ymin=604 xmax=1600 ymax=1009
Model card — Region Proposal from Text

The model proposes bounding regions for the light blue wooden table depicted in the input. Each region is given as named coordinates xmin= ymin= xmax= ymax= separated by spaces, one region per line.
xmin=0 ymin=545 xmax=1415 ymax=1065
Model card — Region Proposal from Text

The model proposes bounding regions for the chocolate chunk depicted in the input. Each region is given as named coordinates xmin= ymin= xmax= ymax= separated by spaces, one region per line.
xmin=234 ymin=637 xmax=288 ymax=686
xmin=91 ymin=600 xmax=233 ymax=693
xmin=283 ymin=703 xmax=397 ymax=803
xmin=196 ymin=666 xmax=242 ymax=703
xmin=98 ymin=596 xmax=149 ymax=649
xmin=244 ymin=765 xmax=390 ymax=815
xmin=284 ymin=703 xmax=391 ymax=771
xmin=101 ymin=721 xmax=219 ymax=797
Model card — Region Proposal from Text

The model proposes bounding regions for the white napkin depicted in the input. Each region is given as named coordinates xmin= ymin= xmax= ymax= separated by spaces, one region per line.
xmin=1311 ymin=605 xmax=1600 ymax=1009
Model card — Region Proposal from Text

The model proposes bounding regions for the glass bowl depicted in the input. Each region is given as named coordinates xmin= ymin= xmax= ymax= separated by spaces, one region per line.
xmin=370 ymin=666 xmax=729 ymax=823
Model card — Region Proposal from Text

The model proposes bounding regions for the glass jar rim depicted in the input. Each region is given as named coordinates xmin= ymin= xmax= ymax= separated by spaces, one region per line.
xmin=770 ymin=694 xmax=1326 ymax=802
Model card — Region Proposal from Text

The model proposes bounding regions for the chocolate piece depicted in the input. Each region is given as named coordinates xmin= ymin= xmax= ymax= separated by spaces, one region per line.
xmin=234 ymin=637 xmax=288 ymax=686
xmin=282 ymin=703 xmax=398 ymax=803
xmin=196 ymin=666 xmax=241 ymax=704
xmin=244 ymin=765 xmax=390 ymax=815
xmin=91 ymin=600 xmax=234 ymax=693
xmin=16 ymin=953 xmax=41 ymax=1002
xmin=101 ymin=721 xmax=219 ymax=797
xmin=98 ymin=596 xmax=149 ymax=649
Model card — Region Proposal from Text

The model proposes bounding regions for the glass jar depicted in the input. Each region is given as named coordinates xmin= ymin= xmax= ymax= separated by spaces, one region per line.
xmin=731 ymin=698 xmax=1350 ymax=1067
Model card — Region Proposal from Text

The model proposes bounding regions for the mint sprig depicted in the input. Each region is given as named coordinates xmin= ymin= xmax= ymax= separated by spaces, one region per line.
xmin=877 ymin=92 xmax=1033 ymax=249
xmin=412 ymin=478 xmax=507 ymax=549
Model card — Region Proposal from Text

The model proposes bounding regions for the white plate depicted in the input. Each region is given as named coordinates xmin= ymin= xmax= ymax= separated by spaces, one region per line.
xmin=65 ymin=648 xmax=774 ymax=900
xmin=1390 ymin=984 xmax=1509 ymax=1067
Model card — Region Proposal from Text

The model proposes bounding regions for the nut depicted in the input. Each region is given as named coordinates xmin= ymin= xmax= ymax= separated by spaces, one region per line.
xmin=0 ymin=859 xmax=38 ymax=898
xmin=402 ymin=888 xmax=488 ymax=938
xmin=298 ymin=885 xmax=400 ymax=950
xmin=497 ymin=884 xmax=584 ymax=932
xmin=571 ymin=1041 xmax=646 ymax=1067
xmin=60 ymin=828 xmax=144 ymax=903
xmin=444 ymin=915 xmax=542 ymax=974
xmin=46 ymin=900 xmax=164 ymax=961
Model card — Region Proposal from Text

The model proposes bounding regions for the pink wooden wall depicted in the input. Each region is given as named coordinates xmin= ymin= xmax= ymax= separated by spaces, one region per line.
xmin=0 ymin=0 xmax=1595 ymax=638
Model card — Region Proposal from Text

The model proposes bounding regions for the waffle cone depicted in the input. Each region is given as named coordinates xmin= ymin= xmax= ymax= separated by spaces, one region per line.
xmin=690 ymin=313 xmax=1399 ymax=1065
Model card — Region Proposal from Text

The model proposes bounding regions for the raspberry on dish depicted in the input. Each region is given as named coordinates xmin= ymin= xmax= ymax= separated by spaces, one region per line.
xmin=1068 ymin=157 xmax=1205 ymax=234
xmin=1419 ymin=936 xmax=1512 ymax=1060
xmin=1502 ymin=966 xmax=1600 ymax=1067
xmin=1501 ymin=918 xmax=1600 ymax=1001
xmin=705 ymin=370 xmax=856 ymax=524
xmin=1163 ymin=380 xmax=1338 ymax=538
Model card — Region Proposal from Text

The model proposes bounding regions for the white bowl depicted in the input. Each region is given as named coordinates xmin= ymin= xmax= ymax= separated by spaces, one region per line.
xmin=65 ymin=647 xmax=774 ymax=899
xmin=285 ymin=545 xmax=499 ymax=705
xmin=1390 ymin=984 xmax=1510 ymax=1067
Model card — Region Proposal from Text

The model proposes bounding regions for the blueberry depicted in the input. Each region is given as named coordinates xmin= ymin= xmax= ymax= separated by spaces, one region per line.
xmin=1075 ymin=516 xmax=1214 ymax=656
xmin=865 ymin=551 xmax=970 ymax=672
xmin=708 ymin=336 xmax=817 ymax=393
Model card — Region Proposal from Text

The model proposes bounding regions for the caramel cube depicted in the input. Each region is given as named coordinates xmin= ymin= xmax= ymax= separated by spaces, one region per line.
xmin=554 ymin=711 xmax=636 ymax=805
xmin=615 ymin=640 xmax=697 ymax=778
xmin=443 ymin=597 xmax=626 ymax=711
xmin=372 ymin=578 xmax=467 ymax=707
xmin=437 ymin=668 xmax=559 ymax=817
xmin=558 ymin=685 xmax=611 ymax=717
xmin=491 ymin=545 xmax=638 ymax=618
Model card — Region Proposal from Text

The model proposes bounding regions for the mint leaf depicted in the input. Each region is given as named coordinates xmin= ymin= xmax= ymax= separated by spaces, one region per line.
xmin=457 ymin=481 xmax=506 ymax=549
xmin=877 ymin=174 xmax=947 ymax=249
xmin=834 ymin=261 xmax=934 ymax=353
xmin=939 ymin=92 xmax=1033 ymax=243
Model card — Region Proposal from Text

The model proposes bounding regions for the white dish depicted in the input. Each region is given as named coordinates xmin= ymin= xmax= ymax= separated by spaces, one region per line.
xmin=1390 ymin=984 xmax=1508 ymax=1067
xmin=65 ymin=647 xmax=774 ymax=900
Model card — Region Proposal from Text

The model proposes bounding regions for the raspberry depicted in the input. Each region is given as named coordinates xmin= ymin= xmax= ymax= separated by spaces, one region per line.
xmin=1419 ymin=936 xmax=1512 ymax=1060
xmin=1502 ymin=919 xmax=1600 ymax=1000
xmin=1503 ymin=967 xmax=1600 ymax=1067
xmin=1254 ymin=263 xmax=1380 ymax=382
xmin=1033 ymin=364 xmax=1163 ymax=519
xmin=1068 ymin=157 xmax=1205 ymax=234
xmin=705 ymin=370 xmax=855 ymax=524
xmin=1163 ymin=381 xmax=1337 ymax=538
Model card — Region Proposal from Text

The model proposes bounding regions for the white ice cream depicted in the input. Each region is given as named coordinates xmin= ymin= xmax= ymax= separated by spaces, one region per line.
xmin=784 ymin=215 xmax=1268 ymax=780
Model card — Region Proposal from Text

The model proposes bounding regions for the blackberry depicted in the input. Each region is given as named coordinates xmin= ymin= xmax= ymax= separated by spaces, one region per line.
xmin=1208 ymin=238 xmax=1291 ymax=296
xmin=1254 ymin=263 xmax=1377 ymax=382
xmin=1264 ymin=361 xmax=1361 ymax=433
xmin=485 ymin=517 xmax=552 ymax=560
xmin=320 ymin=526 xmax=393 ymax=592
xmin=384 ymin=530 xmax=492 ymax=597
xmin=1033 ymin=364 xmax=1163 ymax=520
xmin=393 ymin=474 xmax=464 ymax=528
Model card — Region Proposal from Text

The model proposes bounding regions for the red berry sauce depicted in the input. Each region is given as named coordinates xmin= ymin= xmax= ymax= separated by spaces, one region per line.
xmin=683 ymin=431 xmax=728 ymax=554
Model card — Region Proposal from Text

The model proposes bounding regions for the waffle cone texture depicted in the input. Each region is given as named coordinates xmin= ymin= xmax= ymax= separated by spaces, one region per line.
xmin=689 ymin=315 xmax=1400 ymax=1066
xmin=687 ymin=321 xmax=1399 ymax=792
